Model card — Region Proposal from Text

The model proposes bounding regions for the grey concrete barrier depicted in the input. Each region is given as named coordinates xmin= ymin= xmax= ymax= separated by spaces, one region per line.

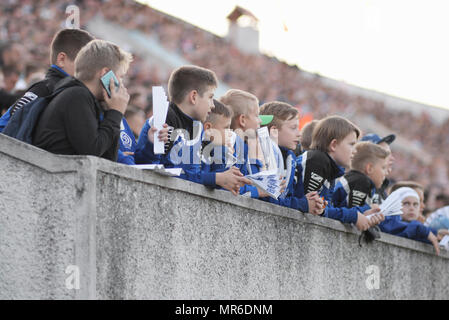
xmin=0 ymin=133 xmax=448 ymax=299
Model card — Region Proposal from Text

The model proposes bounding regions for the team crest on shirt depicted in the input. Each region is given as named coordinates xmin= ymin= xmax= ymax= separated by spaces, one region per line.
xmin=120 ymin=131 xmax=133 ymax=149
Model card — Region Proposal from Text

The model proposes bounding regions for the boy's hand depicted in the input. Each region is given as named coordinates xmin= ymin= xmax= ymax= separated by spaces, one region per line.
xmin=257 ymin=188 xmax=271 ymax=198
xmin=437 ymin=229 xmax=449 ymax=241
xmin=216 ymin=167 xmax=252 ymax=196
xmin=363 ymin=207 xmax=383 ymax=227
xmin=306 ymin=191 xmax=325 ymax=215
xmin=103 ymin=78 xmax=129 ymax=115
xmin=148 ymin=123 xmax=170 ymax=144
xmin=257 ymin=176 xmax=286 ymax=198
xmin=428 ymin=232 xmax=440 ymax=256
xmin=355 ymin=212 xmax=371 ymax=231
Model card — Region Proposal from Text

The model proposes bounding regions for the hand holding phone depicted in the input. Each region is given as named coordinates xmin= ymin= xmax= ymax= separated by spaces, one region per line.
xmin=101 ymin=70 xmax=129 ymax=115
xmin=101 ymin=70 xmax=120 ymax=98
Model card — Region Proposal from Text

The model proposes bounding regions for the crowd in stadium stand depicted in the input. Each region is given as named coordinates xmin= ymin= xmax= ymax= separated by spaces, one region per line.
xmin=1 ymin=0 xmax=449 ymax=212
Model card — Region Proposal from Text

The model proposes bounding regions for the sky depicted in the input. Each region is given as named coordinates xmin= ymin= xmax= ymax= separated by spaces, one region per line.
xmin=140 ymin=0 xmax=449 ymax=111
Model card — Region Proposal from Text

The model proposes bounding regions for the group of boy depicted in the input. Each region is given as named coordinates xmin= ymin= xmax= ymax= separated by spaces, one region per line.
xmin=1 ymin=28 xmax=447 ymax=255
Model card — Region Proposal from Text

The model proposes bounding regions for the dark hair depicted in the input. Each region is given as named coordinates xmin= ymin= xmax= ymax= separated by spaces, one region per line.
xmin=50 ymin=29 xmax=94 ymax=64
xmin=206 ymin=99 xmax=233 ymax=123
xmin=168 ymin=65 xmax=218 ymax=105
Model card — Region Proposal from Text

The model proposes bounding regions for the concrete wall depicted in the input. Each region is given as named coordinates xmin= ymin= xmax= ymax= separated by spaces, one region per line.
xmin=1 ymin=133 xmax=448 ymax=300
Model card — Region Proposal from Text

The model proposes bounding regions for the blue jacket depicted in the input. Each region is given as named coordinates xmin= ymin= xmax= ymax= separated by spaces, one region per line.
xmin=260 ymin=146 xmax=309 ymax=212
xmin=134 ymin=102 xmax=215 ymax=186
xmin=233 ymin=135 xmax=264 ymax=198
xmin=0 ymin=108 xmax=11 ymax=132
xmin=200 ymin=136 xmax=262 ymax=197
xmin=332 ymin=170 xmax=374 ymax=213
xmin=379 ymin=215 xmax=438 ymax=244
xmin=295 ymin=149 xmax=360 ymax=224
xmin=117 ymin=118 xmax=137 ymax=165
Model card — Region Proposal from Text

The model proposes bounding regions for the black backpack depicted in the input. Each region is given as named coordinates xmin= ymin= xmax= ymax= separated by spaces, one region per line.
xmin=2 ymin=86 xmax=67 ymax=144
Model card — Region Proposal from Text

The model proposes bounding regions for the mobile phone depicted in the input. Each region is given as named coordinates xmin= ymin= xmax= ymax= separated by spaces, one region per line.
xmin=100 ymin=70 xmax=119 ymax=98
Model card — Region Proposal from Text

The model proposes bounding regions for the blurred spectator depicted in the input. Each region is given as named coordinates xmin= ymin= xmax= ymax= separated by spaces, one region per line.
xmin=124 ymin=104 xmax=146 ymax=139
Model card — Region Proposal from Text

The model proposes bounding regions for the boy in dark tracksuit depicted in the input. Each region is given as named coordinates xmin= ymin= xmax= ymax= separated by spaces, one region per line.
xmin=360 ymin=133 xmax=396 ymax=204
xmin=0 ymin=29 xmax=94 ymax=132
xmin=257 ymin=101 xmax=319 ymax=212
xmin=294 ymin=116 xmax=383 ymax=230
xmin=332 ymin=142 xmax=390 ymax=212
xmin=134 ymin=66 xmax=250 ymax=195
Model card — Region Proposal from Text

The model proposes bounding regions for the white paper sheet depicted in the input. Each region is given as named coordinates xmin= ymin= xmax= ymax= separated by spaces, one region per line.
xmin=152 ymin=86 xmax=169 ymax=154
xmin=246 ymin=170 xmax=282 ymax=200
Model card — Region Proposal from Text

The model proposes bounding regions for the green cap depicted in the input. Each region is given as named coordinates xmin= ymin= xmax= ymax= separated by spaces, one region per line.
xmin=259 ymin=115 xmax=274 ymax=125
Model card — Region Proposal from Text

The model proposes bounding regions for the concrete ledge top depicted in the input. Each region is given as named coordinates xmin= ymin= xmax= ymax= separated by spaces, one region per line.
xmin=1 ymin=133 xmax=447 ymax=259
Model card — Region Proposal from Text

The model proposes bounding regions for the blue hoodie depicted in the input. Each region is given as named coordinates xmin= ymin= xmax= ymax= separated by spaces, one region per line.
xmin=379 ymin=215 xmax=438 ymax=244
xmin=295 ymin=149 xmax=361 ymax=224
xmin=200 ymin=135 xmax=261 ymax=197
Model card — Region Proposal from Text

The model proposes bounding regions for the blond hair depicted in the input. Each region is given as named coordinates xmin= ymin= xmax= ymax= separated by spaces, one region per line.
xmin=259 ymin=101 xmax=298 ymax=129
xmin=74 ymin=39 xmax=133 ymax=81
xmin=351 ymin=141 xmax=390 ymax=172
xmin=311 ymin=115 xmax=361 ymax=152
xmin=219 ymin=89 xmax=259 ymax=128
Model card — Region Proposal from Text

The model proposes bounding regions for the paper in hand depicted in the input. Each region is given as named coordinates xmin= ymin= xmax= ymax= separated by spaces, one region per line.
xmin=152 ymin=86 xmax=169 ymax=154
xmin=378 ymin=188 xmax=409 ymax=217
xmin=246 ymin=170 xmax=282 ymax=200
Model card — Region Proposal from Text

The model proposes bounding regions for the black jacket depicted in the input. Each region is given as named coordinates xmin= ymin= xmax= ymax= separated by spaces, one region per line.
xmin=334 ymin=170 xmax=376 ymax=208
xmin=9 ymin=66 xmax=67 ymax=117
xmin=33 ymin=77 xmax=123 ymax=161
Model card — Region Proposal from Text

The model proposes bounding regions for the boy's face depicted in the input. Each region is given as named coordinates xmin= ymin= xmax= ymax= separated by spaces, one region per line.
xmin=332 ymin=131 xmax=358 ymax=168
xmin=243 ymin=104 xmax=261 ymax=132
xmin=413 ymin=188 xmax=425 ymax=214
xmin=401 ymin=196 xmax=420 ymax=222
xmin=204 ymin=115 xmax=232 ymax=146
xmin=277 ymin=116 xmax=301 ymax=150
xmin=194 ymin=85 xmax=215 ymax=123
xmin=367 ymin=158 xmax=387 ymax=189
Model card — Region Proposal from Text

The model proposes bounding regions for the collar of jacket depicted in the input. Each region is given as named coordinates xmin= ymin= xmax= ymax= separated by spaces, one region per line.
xmin=346 ymin=169 xmax=376 ymax=190
xmin=325 ymin=152 xmax=345 ymax=180
xmin=279 ymin=145 xmax=294 ymax=167
xmin=170 ymin=101 xmax=194 ymax=122
xmin=49 ymin=64 xmax=70 ymax=78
